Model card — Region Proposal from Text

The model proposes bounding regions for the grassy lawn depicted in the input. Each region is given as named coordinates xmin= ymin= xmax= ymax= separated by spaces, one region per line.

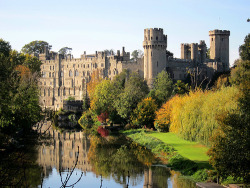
xmin=146 ymin=132 xmax=209 ymax=162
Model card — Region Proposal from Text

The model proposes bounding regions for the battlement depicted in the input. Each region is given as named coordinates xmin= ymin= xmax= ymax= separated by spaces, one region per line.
xmin=209 ymin=29 xmax=230 ymax=36
xmin=144 ymin=28 xmax=167 ymax=43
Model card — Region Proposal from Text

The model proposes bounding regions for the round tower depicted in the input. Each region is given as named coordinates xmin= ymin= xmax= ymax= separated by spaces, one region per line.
xmin=143 ymin=28 xmax=167 ymax=88
xmin=209 ymin=29 xmax=230 ymax=71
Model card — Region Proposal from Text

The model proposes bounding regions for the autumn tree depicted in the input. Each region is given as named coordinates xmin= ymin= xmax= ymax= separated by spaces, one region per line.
xmin=21 ymin=40 xmax=49 ymax=54
xmin=87 ymin=69 xmax=103 ymax=100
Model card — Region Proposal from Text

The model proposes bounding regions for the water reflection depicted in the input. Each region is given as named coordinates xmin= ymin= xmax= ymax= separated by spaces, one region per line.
xmin=36 ymin=121 xmax=196 ymax=187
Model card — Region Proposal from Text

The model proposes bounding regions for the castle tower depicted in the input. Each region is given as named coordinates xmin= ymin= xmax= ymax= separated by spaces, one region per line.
xmin=209 ymin=29 xmax=230 ymax=71
xmin=143 ymin=28 xmax=167 ymax=88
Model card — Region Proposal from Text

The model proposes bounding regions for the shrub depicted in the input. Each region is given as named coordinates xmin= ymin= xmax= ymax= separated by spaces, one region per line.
xmin=97 ymin=126 xmax=109 ymax=137
xmin=78 ymin=110 xmax=94 ymax=130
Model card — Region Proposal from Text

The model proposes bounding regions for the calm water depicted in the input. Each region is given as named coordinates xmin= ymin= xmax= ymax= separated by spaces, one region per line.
xmin=0 ymin=121 xmax=196 ymax=188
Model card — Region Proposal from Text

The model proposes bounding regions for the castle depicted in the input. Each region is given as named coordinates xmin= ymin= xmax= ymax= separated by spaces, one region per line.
xmin=38 ymin=28 xmax=230 ymax=110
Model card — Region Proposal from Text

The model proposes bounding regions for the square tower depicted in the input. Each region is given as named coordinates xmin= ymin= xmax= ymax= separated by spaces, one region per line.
xmin=209 ymin=30 xmax=230 ymax=71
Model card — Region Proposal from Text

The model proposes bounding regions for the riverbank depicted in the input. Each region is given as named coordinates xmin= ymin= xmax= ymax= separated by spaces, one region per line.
xmin=122 ymin=129 xmax=213 ymax=182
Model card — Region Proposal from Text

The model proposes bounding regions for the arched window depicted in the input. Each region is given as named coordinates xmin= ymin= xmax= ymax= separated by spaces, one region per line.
xmin=83 ymin=71 xmax=85 ymax=76
xmin=69 ymin=70 xmax=73 ymax=77
xmin=49 ymin=72 xmax=51 ymax=77
xmin=48 ymin=89 xmax=50 ymax=96
xmin=75 ymin=70 xmax=79 ymax=76
xmin=58 ymin=88 xmax=60 ymax=96
xmin=52 ymin=72 xmax=54 ymax=77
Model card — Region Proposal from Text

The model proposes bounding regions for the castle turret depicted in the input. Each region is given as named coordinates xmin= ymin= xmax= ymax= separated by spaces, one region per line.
xmin=143 ymin=28 xmax=167 ymax=88
xmin=209 ymin=29 xmax=230 ymax=71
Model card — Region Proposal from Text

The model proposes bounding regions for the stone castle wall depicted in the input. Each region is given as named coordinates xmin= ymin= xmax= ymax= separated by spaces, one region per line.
xmin=38 ymin=28 xmax=230 ymax=110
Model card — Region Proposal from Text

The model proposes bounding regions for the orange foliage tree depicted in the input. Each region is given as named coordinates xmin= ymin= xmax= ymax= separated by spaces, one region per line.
xmin=87 ymin=69 xmax=103 ymax=100
xmin=154 ymin=99 xmax=172 ymax=132
xmin=15 ymin=65 xmax=31 ymax=79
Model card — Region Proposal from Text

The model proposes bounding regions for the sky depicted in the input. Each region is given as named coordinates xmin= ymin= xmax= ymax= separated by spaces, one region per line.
xmin=0 ymin=0 xmax=249 ymax=66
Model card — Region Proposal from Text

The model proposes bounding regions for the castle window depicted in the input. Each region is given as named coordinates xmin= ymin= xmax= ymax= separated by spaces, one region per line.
xmin=69 ymin=70 xmax=73 ymax=77
xmin=75 ymin=70 xmax=79 ymax=77
xmin=69 ymin=88 xmax=70 ymax=95
xmin=151 ymin=37 xmax=153 ymax=40
xmin=50 ymin=66 xmax=51 ymax=70
xmin=101 ymin=63 xmax=104 ymax=67
xmin=83 ymin=64 xmax=85 ymax=68
xmin=49 ymin=72 xmax=51 ymax=77
xmin=83 ymin=71 xmax=85 ymax=76
xmin=87 ymin=64 xmax=89 ymax=68
xmin=44 ymin=89 xmax=46 ymax=96
xmin=48 ymin=89 xmax=50 ymax=96
xmin=63 ymin=88 xmax=66 ymax=96
xmin=212 ymin=38 xmax=213 ymax=41
xmin=156 ymin=36 xmax=158 ymax=40
xmin=53 ymin=66 xmax=54 ymax=70
xmin=221 ymin=38 xmax=224 ymax=41
xmin=44 ymin=81 xmax=46 ymax=85
xmin=157 ymin=61 xmax=158 ymax=67
xmin=52 ymin=72 xmax=54 ymax=77
xmin=58 ymin=88 xmax=60 ymax=96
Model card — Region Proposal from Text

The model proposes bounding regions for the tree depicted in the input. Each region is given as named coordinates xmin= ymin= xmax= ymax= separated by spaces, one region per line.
xmin=131 ymin=50 xmax=143 ymax=61
xmin=208 ymin=61 xmax=250 ymax=183
xmin=174 ymin=80 xmax=189 ymax=95
xmin=21 ymin=40 xmax=49 ymax=54
xmin=114 ymin=72 xmax=149 ymax=120
xmin=104 ymin=49 xmax=115 ymax=56
xmin=148 ymin=70 xmax=174 ymax=107
xmin=0 ymin=39 xmax=42 ymax=134
xmin=58 ymin=47 xmax=72 ymax=56
xmin=166 ymin=50 xmax=174 ymax=58
xmin=131 ymin=97 xmax=157 ymax=128
xmin=0 ymin=38 xmax=11 ymax=56
xmin=239 ymin=34 xmax=250 ymax=61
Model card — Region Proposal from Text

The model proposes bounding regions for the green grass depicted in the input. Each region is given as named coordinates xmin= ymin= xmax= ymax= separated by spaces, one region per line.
xmin=146 ymin=132 xmax=209 ymax=162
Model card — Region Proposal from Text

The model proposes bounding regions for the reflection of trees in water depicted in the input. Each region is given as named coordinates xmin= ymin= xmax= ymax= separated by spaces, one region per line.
xmin=0 ymin=134 xmax=43 ymax=187
xmin=170 ymin=170 xmax=196 ymax=188
xmin=88 ymin=135 xmax=171 ymax=188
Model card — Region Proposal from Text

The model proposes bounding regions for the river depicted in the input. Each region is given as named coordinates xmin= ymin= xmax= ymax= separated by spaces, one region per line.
xmin=0 ymin=121 xmax=196 ymax=188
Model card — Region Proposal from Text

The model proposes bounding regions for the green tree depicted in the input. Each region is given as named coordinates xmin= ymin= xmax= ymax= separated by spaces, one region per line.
xmin=239 ymin=34 xmax=250 ymax=61
xmin=149 ymin=70 xmax=174 ymax=107
xmin=174 ymin=80 xmax=189 ymax=95
xmin=0 ymin=38 xmax=11 ymax=56
xmin=58 ymin=47 xmax=72 ymax=56
xmin=21 ymin=40 xmax=49 ymax=54
xmin=131 ymin=50 xmax=143 ymax=61
xmin=208 ymin=61 xmax=250 ymax=183
xmin=131 ymin=97 xmax=157 ymax=128
xmin=114 ymin=73 xmax=149 ymax=120
xmin=0 ymin=39 xmax=42 ymax=134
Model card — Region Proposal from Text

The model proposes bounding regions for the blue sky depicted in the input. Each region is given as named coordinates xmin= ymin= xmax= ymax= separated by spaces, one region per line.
xmin=0 ymin=0 xmax=249 ymax=66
